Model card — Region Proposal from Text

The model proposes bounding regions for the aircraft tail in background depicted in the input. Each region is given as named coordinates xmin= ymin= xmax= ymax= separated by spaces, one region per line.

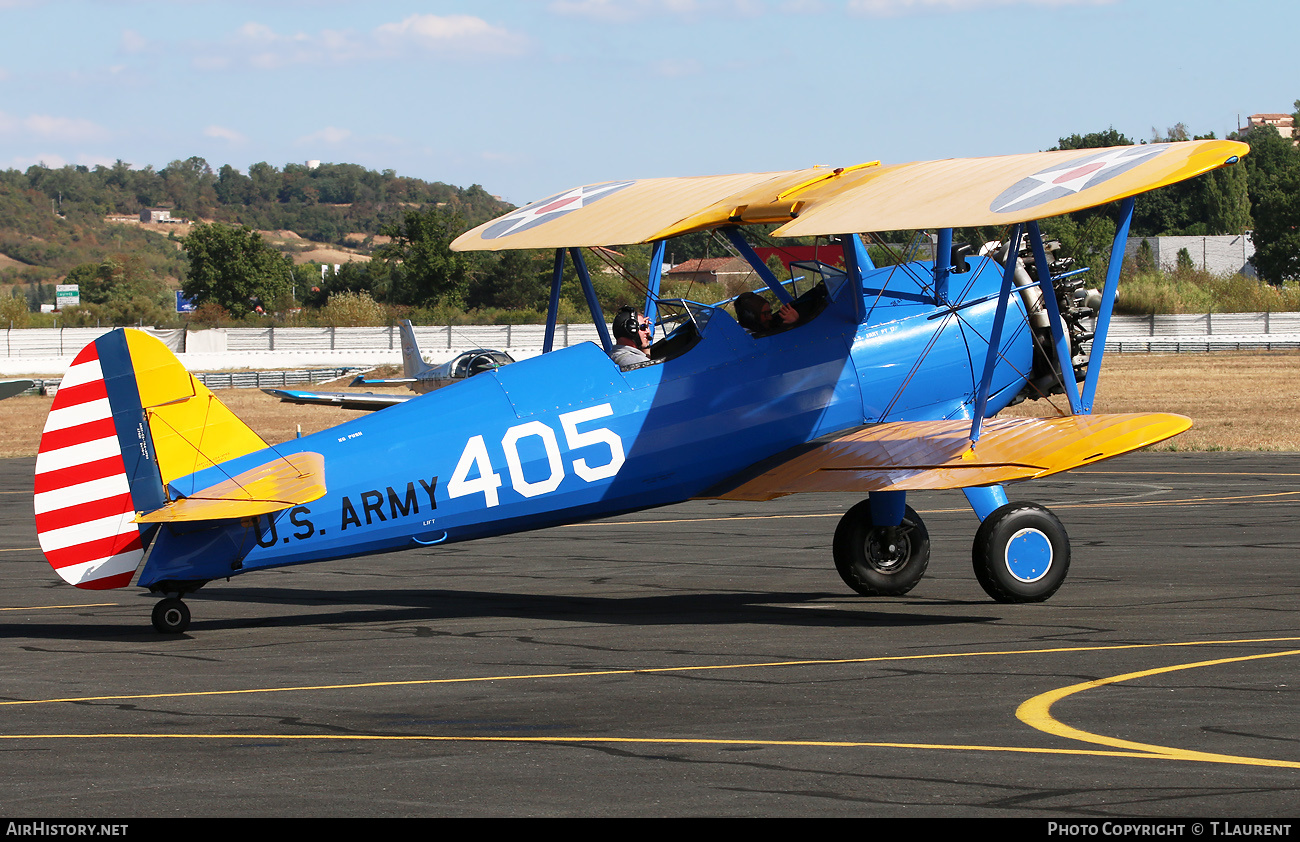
xmin=399 ymin=319 xmax=435 ymax=379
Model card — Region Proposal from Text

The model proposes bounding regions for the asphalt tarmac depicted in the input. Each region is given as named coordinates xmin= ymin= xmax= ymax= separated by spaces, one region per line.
xmin=3 ymin=452 xmax=1298 ymax=818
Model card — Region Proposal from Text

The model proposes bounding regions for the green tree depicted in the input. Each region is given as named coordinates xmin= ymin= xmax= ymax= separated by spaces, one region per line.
xmin=1250 ymin=165 xmax=1300 ymax=283
xmin=374 ymin=207 xmax=469 ymax=307
xmin=181 ymin=223 xmax=292 ymax=316
xmin=161 ymin=156 xmax=217 ymax=216
xmin=1053 ymin=128 xmax=1135 ymax=151
xmin=1201 ymin=162 xmax=1252 ymax=234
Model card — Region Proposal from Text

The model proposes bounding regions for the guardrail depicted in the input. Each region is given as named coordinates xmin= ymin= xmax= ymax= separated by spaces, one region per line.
xmin=28 ymin=367 xmax=366 ymax=397
xmin=0 ymin=324 xmax=606 ymax=357
xmin=4 ymin=315 xmax=1299 ymax=362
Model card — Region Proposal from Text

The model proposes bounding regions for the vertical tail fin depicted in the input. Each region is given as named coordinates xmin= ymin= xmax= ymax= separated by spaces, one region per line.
xmin=399 ymin=319 xmax=435 ymax=379
xmin=34 ymin=329 xmax=266 ymax=589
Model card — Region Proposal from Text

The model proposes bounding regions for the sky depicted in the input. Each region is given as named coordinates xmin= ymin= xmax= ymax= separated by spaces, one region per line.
xmin=1 ymin=0 xmax=1295 ymax=207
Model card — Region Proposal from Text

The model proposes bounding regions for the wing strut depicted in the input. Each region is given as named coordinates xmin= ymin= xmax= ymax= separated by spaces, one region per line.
xmin=719 ymin=226 xmax=794 ymax=305
xmin=1027 ymin=221 xmax=1082 ymax=414
xmin=934 ymin=228 xmax=952 ymax=305
xmin=644 ymin=239 xmax=666 ymax=328
xmin=839 ymin=233 xmax=871 ymax=324
xmin=969 ymin=223 xmax=1024 ymax=443
xmin=544 ymin=248 xmax=565 ymax=354
xmin=570 ymin=247 xmax=613 ymax=352
xmin=1079 ymin=195 xmax=1135 ymax=412
xmin=1018 ymin=194 xmax=1135 ymax=415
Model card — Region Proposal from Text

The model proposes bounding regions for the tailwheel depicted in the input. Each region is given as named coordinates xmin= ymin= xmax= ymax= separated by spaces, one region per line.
xmin=833 ymin=501 xmax=930 ymax=596
xmin=972 ymin=502 xmax=1070 ymax=603
xmin=151 ymin=597 xmax=191 ymax=634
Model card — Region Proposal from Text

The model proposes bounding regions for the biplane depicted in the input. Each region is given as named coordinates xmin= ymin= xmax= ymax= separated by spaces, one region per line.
xmin=33 ymin=140 xmax=1247 ymax=633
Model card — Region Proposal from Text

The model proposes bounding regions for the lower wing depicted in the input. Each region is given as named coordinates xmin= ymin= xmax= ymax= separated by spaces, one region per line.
xmin=705 ymin=413 xmax=1190 ymax=501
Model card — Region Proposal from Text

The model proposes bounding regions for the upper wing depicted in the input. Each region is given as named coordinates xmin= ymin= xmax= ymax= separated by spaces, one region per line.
xmin=452 ymin=140 xmax=1246 ymax=250
xmin=262 ymin=388 xmax=412 ymax=412
xmin=451 ymin=169 xmax=828 ymax=251
xmin=704 ymin=413 xmax=1191 ymax=501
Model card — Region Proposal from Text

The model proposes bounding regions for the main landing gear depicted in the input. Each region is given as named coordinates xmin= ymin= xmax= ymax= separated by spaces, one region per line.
xmin=151 ymin=597 xmax=191 ymax=634
xmin=831 ymin=490 xmax=1070 ymax=602
xmin=833 ymin=500 xmax=930 ymax=596
xmin=971 ymin=502 xmax=1069 ymax=602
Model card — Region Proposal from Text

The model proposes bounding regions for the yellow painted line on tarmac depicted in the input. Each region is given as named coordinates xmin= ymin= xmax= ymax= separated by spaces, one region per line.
xmin=8 ymin=636 xmax=1298 ymax=708
xmin=577 ymin=490 xmax=1300 ymax=527
xmin=1085 ymin=471 xmax=1300 ymax=477
xmin=0 ymin=603 xmax=117 ymax=611
xmin=1056 ymin=490 xmax=1300 ymax=509
xmin=4 ymin=638 xmax=1297 ymax=766
xmin=0 ymin=546 xmax=41 ymax=552
xmin=1017 ymin=649 xmax=1300 ymax=769
xmin=0 ymin=731 xmax=1161 ymax=759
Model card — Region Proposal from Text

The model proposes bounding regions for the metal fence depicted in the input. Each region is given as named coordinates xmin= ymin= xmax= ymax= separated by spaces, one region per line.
xmin=0 ymin=324 xmax=608 ymax=357
xmin=27 ymin=367 xmax=365 ymax=396
xmin=192 ymin=368 xmax=365 ymax=390
xmin=4 ymin=315 xmax=1299 ymax=362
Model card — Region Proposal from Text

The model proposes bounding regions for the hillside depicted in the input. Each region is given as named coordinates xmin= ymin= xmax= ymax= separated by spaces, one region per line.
xmin=0 ymin=159 xmax=512 ymax=294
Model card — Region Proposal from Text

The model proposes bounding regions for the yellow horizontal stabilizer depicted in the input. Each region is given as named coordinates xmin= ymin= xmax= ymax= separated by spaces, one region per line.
xmin=451 ymin=141 xmax=1246 ymax=250
xmin=706 ymin=413 xmax=1191 ymax=502
xmin=135 ymin=452 xmax=326 ymax=524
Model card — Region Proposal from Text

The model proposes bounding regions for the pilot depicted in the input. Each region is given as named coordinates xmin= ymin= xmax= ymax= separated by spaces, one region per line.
xmin=608 ymin=305 xmax=653 ymax=368
xmin=734 ymin=291 xmax=798 ymax=336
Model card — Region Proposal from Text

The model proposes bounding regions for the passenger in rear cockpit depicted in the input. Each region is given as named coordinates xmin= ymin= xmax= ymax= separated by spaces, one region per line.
xmin=734 ymin=291 xmax=798 ymax=336
xmin=608 ymin=305 xmax=653 ymax=368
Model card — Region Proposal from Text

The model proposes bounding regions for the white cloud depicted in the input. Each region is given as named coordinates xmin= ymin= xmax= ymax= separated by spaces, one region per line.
xmin=3 ymin=154 xmax=68 ymax=171
xmin=374 ymin=14 xmax=530 ymax=56
xmin=0 ymin=110 xmax=110 ymax=142
xmin=549 ymin=0 xmax=770 ymax=21
xmin=2 ymin=153 xmax=117 ymax=171
xmin=297 ymin=127 xmax=352 ymax=146
xmin=204 ymin=125 xmax=247 ymax=144
xmin=777 ymin=0 xmax=828 ymax=12
xmin=651 ymin=58 xmax=703 ymax=77
xmin=195 ymin=14 xmax=529 ymax=70
xmin=550 ymin=0 xmax=1112 ymax=19
xmin=847 ymin=0 xmax=1116 ymax=15
xmin=120 ymin=29 xmax=149 ymax=55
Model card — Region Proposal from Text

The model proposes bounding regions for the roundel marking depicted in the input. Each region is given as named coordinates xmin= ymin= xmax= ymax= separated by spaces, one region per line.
xmin=481 ymin=180 xmax=637 ymax=240
xmin=989 ymin=145 xmax=1168 ymax=215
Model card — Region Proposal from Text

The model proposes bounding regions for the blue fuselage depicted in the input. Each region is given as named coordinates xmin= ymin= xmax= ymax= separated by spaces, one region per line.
xmin=139 ymin=256 xmax=1033 ymax=588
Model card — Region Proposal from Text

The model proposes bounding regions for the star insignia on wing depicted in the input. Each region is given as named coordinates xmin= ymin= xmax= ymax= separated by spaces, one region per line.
xmin=482 ymin=181 xmax=636 ymax=240
xmin=990 ymin=146 xmax=1168 ymax=215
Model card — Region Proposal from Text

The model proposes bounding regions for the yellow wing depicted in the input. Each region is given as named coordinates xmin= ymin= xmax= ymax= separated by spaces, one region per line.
xmin=451 ymin=169 xmax=828 ymax=251
xmin=451 ymin=140 xmax=1247 ymax=250
xmin=705 ymin=413 xmax=1191 ymax=502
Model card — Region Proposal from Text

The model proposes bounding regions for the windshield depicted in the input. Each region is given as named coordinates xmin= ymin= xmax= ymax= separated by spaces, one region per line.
xmin=652 ymin=298 xmax=715 ymax=337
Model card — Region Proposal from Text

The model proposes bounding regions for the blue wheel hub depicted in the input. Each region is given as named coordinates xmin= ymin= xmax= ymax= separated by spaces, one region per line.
xmin=1003 ymin=527 xmax=1052 ymax=583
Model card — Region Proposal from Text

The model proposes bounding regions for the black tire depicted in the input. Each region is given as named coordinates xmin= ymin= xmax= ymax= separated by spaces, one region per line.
xmin=972 ymin=502 xmax=1070 ymax=603
xmin=833 ymin=501 xmax=930 ymax=596
xmin=151 ymin=597 xmax=191 ymax=634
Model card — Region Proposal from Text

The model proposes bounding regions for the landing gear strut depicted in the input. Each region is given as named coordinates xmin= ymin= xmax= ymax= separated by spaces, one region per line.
xmin=972 ymin=502 xmax=1070 ymax=602
xmin=832 ymin=501 xmax=930 ymax=596
xmin=151 ymin=597 xmax=191 ymax=634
